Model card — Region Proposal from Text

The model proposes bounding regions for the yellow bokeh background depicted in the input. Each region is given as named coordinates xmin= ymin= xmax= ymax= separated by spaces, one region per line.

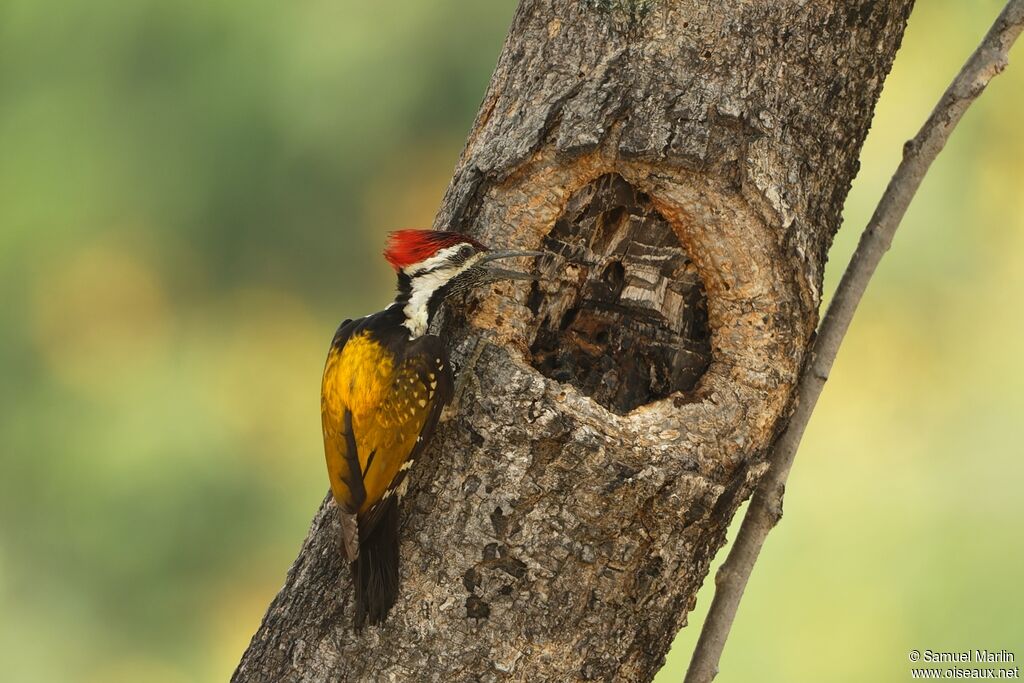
xmin=0 ymin=2 xmax=1020 ymax=681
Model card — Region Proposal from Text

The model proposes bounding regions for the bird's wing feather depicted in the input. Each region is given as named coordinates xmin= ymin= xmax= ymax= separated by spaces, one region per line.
xmin=322 ymin=326 xmax=452 ymax=556
xmin=357 ymin=335 xmax=452 ymax=540
xmin=321 ymin=319 xmax=362 ymax=559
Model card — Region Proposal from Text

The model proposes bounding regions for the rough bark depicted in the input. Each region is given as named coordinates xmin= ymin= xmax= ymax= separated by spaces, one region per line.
xmin=235 ymin=2 xmax=914 ymax=681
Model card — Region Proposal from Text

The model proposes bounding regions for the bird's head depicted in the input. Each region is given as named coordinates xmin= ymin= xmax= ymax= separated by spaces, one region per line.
xmin=384 ymin=229 xmax=541 ymax=338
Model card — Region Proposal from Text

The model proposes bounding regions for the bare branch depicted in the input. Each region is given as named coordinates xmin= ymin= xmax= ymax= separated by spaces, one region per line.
xmin=684 ymin=2 xmax=1024 ymax=682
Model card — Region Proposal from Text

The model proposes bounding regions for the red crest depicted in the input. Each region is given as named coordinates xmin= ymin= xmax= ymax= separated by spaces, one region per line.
xmin=383 ymin=230 xmax=486 ymax=271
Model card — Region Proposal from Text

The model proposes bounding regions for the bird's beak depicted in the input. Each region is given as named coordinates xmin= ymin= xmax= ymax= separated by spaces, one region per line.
xmin=477 ymin=249 xmax=545 ymax=282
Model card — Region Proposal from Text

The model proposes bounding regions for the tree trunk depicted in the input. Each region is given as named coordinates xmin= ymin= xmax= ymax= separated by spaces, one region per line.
xmin=234 ymin=2 xmax=914 ymax=681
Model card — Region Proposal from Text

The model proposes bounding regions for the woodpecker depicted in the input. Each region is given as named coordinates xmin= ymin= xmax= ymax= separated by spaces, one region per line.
xmin=321 ymin=229 xmax=540 ymax=628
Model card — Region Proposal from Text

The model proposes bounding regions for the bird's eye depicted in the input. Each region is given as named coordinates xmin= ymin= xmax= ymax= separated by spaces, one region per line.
xmin=459 ymin=244 xmax=475 ymax=259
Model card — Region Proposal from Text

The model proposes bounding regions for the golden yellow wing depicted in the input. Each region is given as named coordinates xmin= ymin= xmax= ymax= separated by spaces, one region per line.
xmin=321 ymin=322 xmax=451 ymax=559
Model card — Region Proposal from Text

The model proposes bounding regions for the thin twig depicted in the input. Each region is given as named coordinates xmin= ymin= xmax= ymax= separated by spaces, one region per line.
xmin=684 ymin=2 xmax=1024 ymax=681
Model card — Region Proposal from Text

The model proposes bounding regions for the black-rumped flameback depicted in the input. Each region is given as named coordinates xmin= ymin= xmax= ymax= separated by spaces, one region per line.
xmin=321 ymin=229 xmax=540 ymax=628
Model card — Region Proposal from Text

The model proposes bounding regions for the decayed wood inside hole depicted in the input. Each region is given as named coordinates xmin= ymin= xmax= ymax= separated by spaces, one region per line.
xmin=528 ymin=173 xmax=712 ymax=414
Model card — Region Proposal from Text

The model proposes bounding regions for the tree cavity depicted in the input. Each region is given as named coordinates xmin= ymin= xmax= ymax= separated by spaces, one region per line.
xmin=528 ymin=173 xmax=712 ymax=414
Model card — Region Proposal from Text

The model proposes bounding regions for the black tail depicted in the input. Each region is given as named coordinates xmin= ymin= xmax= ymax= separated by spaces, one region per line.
xmin=352 ymin=496 xmax=400 ymax=629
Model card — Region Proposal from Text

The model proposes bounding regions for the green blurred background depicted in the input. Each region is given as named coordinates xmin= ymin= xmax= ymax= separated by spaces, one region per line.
xmin=0 ymin=1 xmax=1020 ymax=681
